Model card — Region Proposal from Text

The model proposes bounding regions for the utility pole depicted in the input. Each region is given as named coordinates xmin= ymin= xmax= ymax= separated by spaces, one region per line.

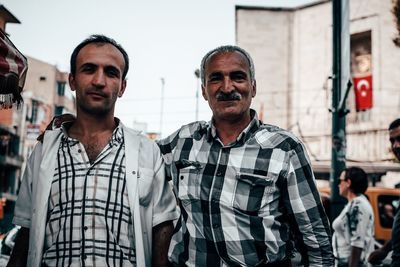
xmin=194 ymin=69 xmax=200 ymax=121
xmin=160 ymin=77 xmax=165 ymax=137
xmin=330 ymin=0 xmax=351 ymax=220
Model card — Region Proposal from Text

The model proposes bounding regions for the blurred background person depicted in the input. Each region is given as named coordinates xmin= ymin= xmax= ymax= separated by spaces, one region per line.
xmin=332 ymin=167 xmax=374 ymax=267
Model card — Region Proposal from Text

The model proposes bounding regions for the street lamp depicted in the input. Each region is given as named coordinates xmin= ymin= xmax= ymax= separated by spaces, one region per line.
xmin=194 ymin=69 xmax=200 ymax=121
xmin=160 ymin=77 xmax=165 ymax=137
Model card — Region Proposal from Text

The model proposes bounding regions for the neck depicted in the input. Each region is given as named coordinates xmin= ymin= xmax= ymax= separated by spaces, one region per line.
xmin=347 ymin=191 xmax=358 ymax=202
xmin=69 ymin=110 xmax=117 ymax=139
xmin=213 ymin=113 xmax=252 ymax=145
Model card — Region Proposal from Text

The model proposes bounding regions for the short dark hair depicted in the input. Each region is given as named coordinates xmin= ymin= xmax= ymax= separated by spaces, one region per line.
xmin=389 ymin=118 xmax=400 ymax=130
xmin=344 ymin=167 xmax=368 ymax=194
xmin=70 ymin=34 xmax=129 ymax=80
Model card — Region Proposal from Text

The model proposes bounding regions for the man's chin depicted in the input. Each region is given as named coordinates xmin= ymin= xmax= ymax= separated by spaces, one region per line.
xmin=79 ymin=104 xmax=112 ymax=116
xmin=213 ymin=109 xmax=250 ymax=122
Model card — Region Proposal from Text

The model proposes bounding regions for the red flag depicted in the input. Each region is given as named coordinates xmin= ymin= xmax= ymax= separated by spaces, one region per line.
xmin=353 ymin=75 xmax=373 ymax=111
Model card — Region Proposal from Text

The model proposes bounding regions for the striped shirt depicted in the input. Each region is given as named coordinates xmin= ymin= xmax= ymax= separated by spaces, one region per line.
xmin=158 ymin=110 xmax=334 ymax=266
xmin=43 ymin=124 xmax=136 ymax=266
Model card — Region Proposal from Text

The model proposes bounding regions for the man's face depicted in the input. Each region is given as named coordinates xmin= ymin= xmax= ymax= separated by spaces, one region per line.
xmin=69 ymin=43 xmax=126 ymax=116
xmin=202 ymin=51 xmax=256 ymax=123
xmin=389 ymin=126 xmax=400 ymax=161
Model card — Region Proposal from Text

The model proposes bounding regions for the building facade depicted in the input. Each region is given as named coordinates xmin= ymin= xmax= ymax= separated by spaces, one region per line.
xmin=236 ymin=0 xmax=400 ymax=184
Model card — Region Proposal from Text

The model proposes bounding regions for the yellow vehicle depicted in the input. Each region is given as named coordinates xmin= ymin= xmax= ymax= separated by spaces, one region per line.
xmin=318 ymin=186 xmax=400 ymax=243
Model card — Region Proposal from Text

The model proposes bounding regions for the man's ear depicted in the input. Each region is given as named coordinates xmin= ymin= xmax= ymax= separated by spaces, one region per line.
xmin=69 ymin=73 xmax=76 ymax=91
xmin=252 ymin=80 xmax=257 ymax=98
xmin=201 ymin=85 xmax=208 ymax=101
xmin=118 ymin=80 xmax=127 ymax=97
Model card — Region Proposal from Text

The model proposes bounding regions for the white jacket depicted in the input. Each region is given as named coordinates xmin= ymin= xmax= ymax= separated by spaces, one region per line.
xmin=13 ymin=125 xmax=179 ymax=267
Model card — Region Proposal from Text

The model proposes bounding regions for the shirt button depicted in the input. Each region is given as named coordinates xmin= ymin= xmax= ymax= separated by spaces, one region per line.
xmin=84 ymin=226 xmax=88 ymax=231
xmin=216 ymin=172 xmax=222 ymax=176
xmin=78 ymin=149 xmax=82 ymax=153
xmin=180 ymin=175 xmax=184 ymax=180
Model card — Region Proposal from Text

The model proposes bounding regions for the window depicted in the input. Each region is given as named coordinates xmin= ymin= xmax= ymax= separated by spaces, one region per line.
xmin=54 ymin=106 xmax=63 ymax=116
xmin=377 ymin=195 xmax=399 ymax=228
xmin=30 ymin=100 xmax=39 ymax=124
xmin=349 ymin=30 xmax=372 ymax=122
xmin=57 ymin=82 xmax=66 ymax=96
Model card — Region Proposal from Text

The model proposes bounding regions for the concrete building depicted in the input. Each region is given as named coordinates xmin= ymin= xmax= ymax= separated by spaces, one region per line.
xmin=236 ymin=0 xmax=400 ymax=184
xmin=17 ymin=57 xmax=75 ymax=160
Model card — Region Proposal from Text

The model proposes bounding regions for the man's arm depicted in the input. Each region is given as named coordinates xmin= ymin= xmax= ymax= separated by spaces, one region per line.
xmin=348 ymin=246 xmax=362 ymax=267
xmin=368 ymin=239 xmax=391 ymax=264
xmin=6 ymin=227 xmax=29 ymax=267
xmin=152 ymin=221 xmax=174 ymax=267
xmin=285 ymin=142 xmax=334 ymax=266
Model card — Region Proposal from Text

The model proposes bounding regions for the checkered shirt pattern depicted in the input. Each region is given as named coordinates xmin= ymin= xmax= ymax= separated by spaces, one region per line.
xmin=42 ymin=124 xmax=136 ymax=266
xmin=158 ymin=110 xmax=334 ymax=267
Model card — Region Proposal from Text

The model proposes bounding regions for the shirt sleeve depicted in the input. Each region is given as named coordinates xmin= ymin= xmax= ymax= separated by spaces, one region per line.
xmin=12 ymin=145 xmax=40 ymax=228
xmin=150 ymin=142 xmax=179 ymax=227
xmin=349 ymin=200 xmax=370 ymax=249
xmin=157 ymin=128 xmax=181 ymax=182
xmin=285 ymin=142 xmax=334 ymax=267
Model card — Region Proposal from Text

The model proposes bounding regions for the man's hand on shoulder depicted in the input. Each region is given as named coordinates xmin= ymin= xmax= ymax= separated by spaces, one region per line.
xmin=37 ymin=113 xmax=76 ymax=142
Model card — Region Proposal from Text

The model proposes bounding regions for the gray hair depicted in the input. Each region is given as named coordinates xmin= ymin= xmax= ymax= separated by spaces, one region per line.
xmin=200 ymin=45 xmax=255 ymax=86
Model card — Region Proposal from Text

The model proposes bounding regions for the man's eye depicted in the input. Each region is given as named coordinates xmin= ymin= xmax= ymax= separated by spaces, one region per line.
xmin=81 ymin=66 xmax=95 ymax=72
xmin=107 ymin=71 xmax=119 ymax=77
xmin=231 ymin=73 xmax=247 ymax=81
xmin=208 ymin=77 xmax=220 ymax=83
xmin=105 ymin=68 xmax=120 ymax=78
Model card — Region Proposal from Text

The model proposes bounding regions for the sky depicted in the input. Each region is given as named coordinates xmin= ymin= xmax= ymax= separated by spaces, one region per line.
xmin=2 ymin=0 xmax=315 ymax=137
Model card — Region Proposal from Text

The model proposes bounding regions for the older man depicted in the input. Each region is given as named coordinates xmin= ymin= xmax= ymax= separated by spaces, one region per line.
xmin=158 ymin=45 xmax=334 ymax=266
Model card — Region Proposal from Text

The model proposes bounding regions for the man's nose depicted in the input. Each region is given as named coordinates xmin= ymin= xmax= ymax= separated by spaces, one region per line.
xmin=92 ymin=70 xmax=106 ymax=87
xmin=221 ymin=76 xmax=234 ymax=92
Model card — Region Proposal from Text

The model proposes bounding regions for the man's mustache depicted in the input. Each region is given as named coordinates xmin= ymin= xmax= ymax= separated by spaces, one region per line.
xmin=86 ymin=88 xmax=107 ymax=97
xmin=216 ymin=91 xmax=241 ymax=101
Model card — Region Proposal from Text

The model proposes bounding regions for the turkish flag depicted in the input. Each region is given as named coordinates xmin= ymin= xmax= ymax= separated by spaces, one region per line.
xmin=353 ymin=75 xmax=373 ymax=111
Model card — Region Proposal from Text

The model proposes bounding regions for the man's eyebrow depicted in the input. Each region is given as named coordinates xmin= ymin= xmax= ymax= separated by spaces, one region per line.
xmin=230 ymin=70 xmax=248 ymax=75
xmin=207 ymin=71 xmax=223 ymax=77
xmin=79 ymin=62 xmax=96 ymax=69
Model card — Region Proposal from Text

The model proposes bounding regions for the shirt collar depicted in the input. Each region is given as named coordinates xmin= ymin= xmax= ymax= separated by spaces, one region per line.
xmin=206 ymin=109 xmax=260 ymax=145
xmin=60 ymin=118 xmax=124 ymax=146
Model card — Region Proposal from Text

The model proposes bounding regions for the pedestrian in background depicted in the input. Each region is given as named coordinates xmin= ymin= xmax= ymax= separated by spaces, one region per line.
xmin=333 ymin=167 xmax=374 ymax=267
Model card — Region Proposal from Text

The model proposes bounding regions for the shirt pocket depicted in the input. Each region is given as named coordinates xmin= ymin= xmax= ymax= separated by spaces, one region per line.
xmin=232 ymin=172 xmax=275 ymax=214
xmin=178 ymin=166 xmax=201 ymax=206
xmin=138 ymin=168 xmax=154 ymax=206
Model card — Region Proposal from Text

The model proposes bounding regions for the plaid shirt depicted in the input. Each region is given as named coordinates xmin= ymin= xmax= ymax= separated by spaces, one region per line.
xmin=43 ymin=124 xmax=136 ymax=266
xmin=158 ymin=110 xmax=333 ymax=267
